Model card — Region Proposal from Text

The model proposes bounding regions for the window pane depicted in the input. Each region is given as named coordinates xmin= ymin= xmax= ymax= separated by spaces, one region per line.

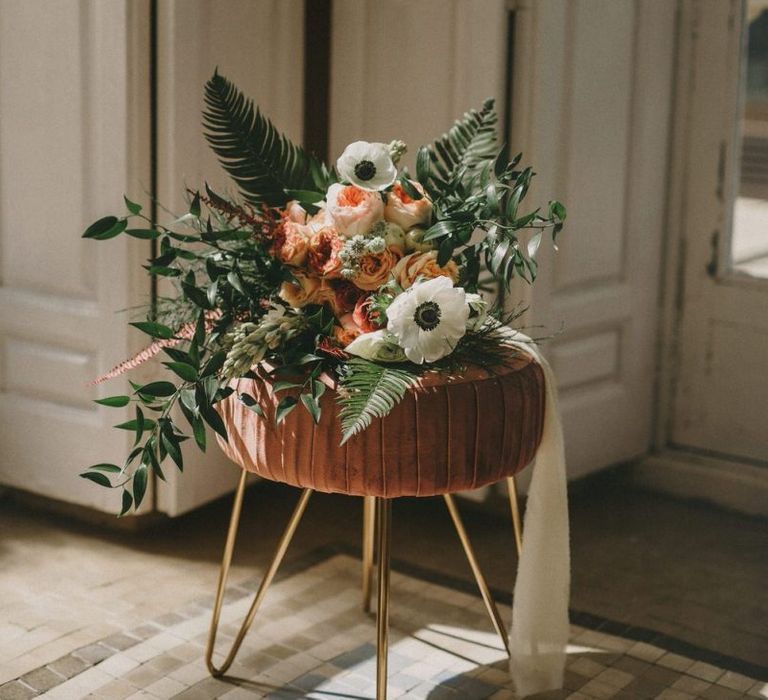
xmin=733 ymin=1 xmax=768 ymax=277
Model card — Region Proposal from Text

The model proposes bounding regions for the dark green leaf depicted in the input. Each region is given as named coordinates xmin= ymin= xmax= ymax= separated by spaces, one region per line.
xmin=300 ymin=393 xmax=321 ymax=424
xmin=163 ymin=361 xmax=198 ymax=382
xmin=124 ymin=196 xmax=142 ymax=215
xmin=130 ymin=321 xmax=174 ymax=339
xmin=437 ymin=239 xmax=454 ymax=267
xmin=94 ymin=395 xmax=130 ymax=408
xmin=119 ymin=489 xmax=133 ymax=516
xmin=275 ymin=396 xmax=298 ymax=424
xmin=137 ymin=381 xmax=177 ymax=397
xmin=125 ymin=228 xmax=161 ymax=240
xmin=190 ymin=190 xmax=201 ymax=217
xmin=133 ymin=464 xmax=148 ymax=508
xmin=83 ymin=215 xmax=118 ymax=239
xmin=114 ymin=418 xmax=156 ymax=431
xmin=239 ymin=393 xmax=264 ymax=417
xmin=80 ymin=471 xmax=113 ymax=488
xmin=87 ymin=463 xmax=122 ymax=473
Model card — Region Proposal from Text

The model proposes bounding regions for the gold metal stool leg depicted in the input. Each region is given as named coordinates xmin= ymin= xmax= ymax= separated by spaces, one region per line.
xmin=362 ymin=495 xmax=376 ymax=612
xmin=375 ymin=498 xmax=392 ymax=700
xmin=205 ymin=472 xmax=312 ymax=677
xmin=443 ymin=494 xmax=511 ymax=656
xmin=506 ymin=475 xmax=523 ymax=557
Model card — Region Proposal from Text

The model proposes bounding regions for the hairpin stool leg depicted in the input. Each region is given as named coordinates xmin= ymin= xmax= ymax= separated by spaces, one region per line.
xmin=206 ymin=471 xmax=312 ymax=677
xmin=506 ymin=475 xmax=523 ymax=557
xmin=362 ymin=495 xmax=376 ymax=612
xmin=375 ymin=497 xmax=392 ymax=699
xmin=443 ymin=494 xmax=511 ymax=656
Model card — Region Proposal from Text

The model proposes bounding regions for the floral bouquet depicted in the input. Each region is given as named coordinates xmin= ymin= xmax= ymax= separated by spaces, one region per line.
xmin=81 ymin=72 xmax=565 ymax=514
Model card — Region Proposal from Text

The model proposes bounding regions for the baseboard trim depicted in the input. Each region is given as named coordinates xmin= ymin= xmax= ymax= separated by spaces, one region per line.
xmin=632 ymin=449 xmax=768 ymax=517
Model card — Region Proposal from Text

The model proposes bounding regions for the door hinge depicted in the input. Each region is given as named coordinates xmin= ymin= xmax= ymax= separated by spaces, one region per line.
xmin=706 ymin=229 xmax=719 ymax=278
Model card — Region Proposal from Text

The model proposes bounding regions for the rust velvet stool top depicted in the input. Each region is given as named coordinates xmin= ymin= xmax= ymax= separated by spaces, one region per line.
xmin=215 ymin=353 xmax=546 ymax=498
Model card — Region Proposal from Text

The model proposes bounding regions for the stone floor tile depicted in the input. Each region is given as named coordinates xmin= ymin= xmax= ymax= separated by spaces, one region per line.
xmin=717 ymin=670 xmax=757 ymax=692
xmin=18 ymin=667 xmax=63 ymax=694
xmin=671 ymin=674 xmax=712 ymax=695
xmin=0 ymin=681 xmax=36 ymax=700
xmin=656 ymin=653 xmax=695 ymax=673
xmin=687 ymin=661 xmax=725 ymax=683
xmin=45 ymin=654 xmax=89 ymax=680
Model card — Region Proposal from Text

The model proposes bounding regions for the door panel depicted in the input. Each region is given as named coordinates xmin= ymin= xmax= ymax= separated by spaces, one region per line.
xmin=0 ymin=0 xmax=151 ymax=511
xmin=512 ymin=0 xmax=677 ymax=477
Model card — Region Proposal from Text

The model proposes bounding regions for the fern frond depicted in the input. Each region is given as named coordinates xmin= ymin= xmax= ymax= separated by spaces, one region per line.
xmin=337 ymin=358 xmax=417 ymax=444
xmin=203 ymin=71 xmax=331 ymax=207
xmin=427 ymin=99 xmax=499 ymax=184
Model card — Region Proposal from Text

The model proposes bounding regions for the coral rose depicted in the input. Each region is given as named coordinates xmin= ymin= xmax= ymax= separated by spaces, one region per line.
xmin=353 ymin=295 xmax=384 ymax=333
xmin=353 ymin=247 xmax=402 ymax=291
xmin=333 ymin=313 xmax=362 ymax=347
xmin=307 ymin=227 xmax=344 ymax=278
xmin=274 ymin=221 xmax=311 ymax=266
xmin=329 ymin=280 xmax=365 ymax=316
xmin=326 ymin=183 xmax=384 ymax=237
xmin=384 ymin=181 xmax=433 ymax=230
xmin=392 ymin=250 xmax=459 ymax=289
xmin=279 ymin=271 xmax=331 ymax=308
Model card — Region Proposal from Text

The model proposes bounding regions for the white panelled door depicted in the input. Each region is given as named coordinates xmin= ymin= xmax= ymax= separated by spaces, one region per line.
xmin=513 ymin=0 xmax=677 ymax=478
xmin=0 ymin=0 xmax=151 ymax=511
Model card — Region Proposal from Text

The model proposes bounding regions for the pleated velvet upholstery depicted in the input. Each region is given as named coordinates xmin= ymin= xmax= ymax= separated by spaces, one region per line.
xmin=216 ymin=354 xmax=545 ymax=498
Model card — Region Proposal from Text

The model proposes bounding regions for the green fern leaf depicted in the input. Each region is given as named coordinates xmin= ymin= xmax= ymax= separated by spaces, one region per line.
xmin=203 ymin=71 xmax=331 ymax=207
xmin=425 ymin=99 xmax=499 ymax=185
xmin=337 ymin=358 xmax=417 ymax=444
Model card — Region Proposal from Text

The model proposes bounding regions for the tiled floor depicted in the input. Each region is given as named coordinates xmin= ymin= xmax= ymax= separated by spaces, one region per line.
xmin=2 ymin=553 xmax=766 ymax=699
xmin=0 ymin=468 xmax=766 ymax=699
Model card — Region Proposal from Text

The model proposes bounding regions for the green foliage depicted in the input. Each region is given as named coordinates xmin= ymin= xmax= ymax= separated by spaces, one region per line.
xmin=419 ymin=98 xmax=499 ymax=191
xmin=415 ymin=100 xmax=566 ymax=291
xmin=203 ymin=71 xmax=333 ymax=207
xmin=337 ymin=359 xmax=418 ymax=444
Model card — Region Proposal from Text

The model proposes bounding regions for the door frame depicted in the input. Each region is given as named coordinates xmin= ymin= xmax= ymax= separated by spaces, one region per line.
xmin=634 ymin=0 xmax=768 ymax=516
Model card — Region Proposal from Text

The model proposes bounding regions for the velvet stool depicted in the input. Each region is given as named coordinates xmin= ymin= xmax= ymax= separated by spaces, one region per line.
xmin=205 ymin=353 xmax=546 ymax=699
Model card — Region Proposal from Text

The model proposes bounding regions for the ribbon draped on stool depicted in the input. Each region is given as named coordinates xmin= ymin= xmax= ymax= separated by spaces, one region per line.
xmin=506 ymin=332 xmax=571 ymax=697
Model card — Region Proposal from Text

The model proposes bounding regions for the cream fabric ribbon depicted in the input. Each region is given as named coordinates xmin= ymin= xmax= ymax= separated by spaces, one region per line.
xmin=506 ymin=331 xmax=571 ymax=697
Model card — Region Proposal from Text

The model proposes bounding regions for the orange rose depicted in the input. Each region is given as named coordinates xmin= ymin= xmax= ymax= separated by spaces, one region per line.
xmin=307 ymin=227 xmax=344 ymax=277
xmin=384 ymin=181 xmax=433 ymax=229
xmin=279 ymin=271 xmax=331 ymax=308
xmin=353 ymin=295 xmax=384 ymax=333
xmin=333 ymin=313 xmax=362 ymax=347
xmin=392 ymin=251 xmax=459 ymax=289
xmin=353 ymin=247 xmax=402 ymax=291
xmin=328 ymin=280 xmax=365 ymax=316
xmin=274 ymin=221 xmax=311 ymax=266
xmin=326 ymin=183 xmax=384 ymax=237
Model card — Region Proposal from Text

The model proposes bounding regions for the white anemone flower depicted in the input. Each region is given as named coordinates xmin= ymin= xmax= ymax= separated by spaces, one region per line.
xmin=336 ymin=141 xmax=397 ymax=191
xmin=386 ymin=276 xmax=469 ymax=364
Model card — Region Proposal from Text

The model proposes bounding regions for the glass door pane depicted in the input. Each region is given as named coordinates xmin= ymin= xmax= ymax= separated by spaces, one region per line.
xmin=733 ymin=1 xmax=768 ymax=277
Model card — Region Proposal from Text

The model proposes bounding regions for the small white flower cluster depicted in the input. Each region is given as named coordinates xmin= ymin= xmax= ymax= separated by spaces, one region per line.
xmin=337 ymin=221 xmax=406 ymax=279
xmin=222 ymin=306 xmax=305 ymax=378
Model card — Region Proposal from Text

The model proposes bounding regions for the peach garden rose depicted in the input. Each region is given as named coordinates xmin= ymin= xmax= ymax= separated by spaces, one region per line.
xmin=325 ymin=183 xmax=384 ymax=237
xmin=392 ymin=250 xmax=459 ymax=289
xmin=279 ymin=271 xmax=331 ymax=308
xmin=353 ymin=247 xmax=402 ymax=291
xmin=384 ymin=181 xmax=432 ymax=230
xmin=274 ymin=221 xmax=311 ymax=266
